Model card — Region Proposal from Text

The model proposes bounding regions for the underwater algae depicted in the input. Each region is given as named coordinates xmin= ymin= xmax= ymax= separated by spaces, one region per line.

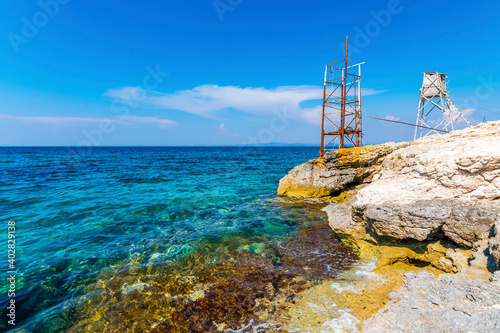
xmin=68 ymin=221 xmax=357 ymax=332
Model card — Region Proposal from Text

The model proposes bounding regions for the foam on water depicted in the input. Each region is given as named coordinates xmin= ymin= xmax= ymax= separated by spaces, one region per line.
xmin=321 ymin=311 xmax=361 ymax=333
xmin=224 ymin=319 xmax=281 ymax=333
xmin=329 ymin=258 xmax=382 ymax=294
xmin=274 ymin=257 xmax=387 ymax=332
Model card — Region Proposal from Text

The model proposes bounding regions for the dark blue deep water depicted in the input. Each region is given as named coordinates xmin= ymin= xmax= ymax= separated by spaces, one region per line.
xmin=0 ymin=147 xmax=357 ymax=332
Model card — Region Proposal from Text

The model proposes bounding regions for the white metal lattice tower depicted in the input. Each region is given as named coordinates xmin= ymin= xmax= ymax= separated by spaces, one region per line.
xmin=414 ymin=72 xmax=472 ymax=139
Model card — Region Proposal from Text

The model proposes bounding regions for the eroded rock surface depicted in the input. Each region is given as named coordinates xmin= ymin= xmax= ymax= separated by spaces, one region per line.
xmin=279 ymin=121 xmax=500 ymax=332
xmin=277 ymin=143 xmax=408 ymax=199
xmin=489 ymin=221 xmax=500 ymax=268
xmin=324 ymin=122 xmax=500 ymax=250
xmin=363 ymin=270 xmax=500 ymax=333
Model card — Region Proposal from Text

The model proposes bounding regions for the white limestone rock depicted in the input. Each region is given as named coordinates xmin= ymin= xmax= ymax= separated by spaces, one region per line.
xmin=362 ymin=270 xmax=500 ymax=333
xmin=329 ymin=121 xmax=500 ymax=248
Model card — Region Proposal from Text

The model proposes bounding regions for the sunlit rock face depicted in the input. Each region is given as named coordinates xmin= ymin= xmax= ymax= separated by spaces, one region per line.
xmin=363 ymin=270 xmax=500 ymax=333
xmin=320 ymin=121 xmax=500 ymax=274
xmin=277 ymin=121 xmax=500 ymax=332
xmin=348 ymin=121 xmax=500 ymax=247
xmin=280 ymin=121 xmax=500 ymax=249
xmin=277 ymin=143 xmax=408 ymax=200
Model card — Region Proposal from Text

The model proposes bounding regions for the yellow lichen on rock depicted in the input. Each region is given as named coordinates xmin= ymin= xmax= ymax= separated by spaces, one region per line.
xmin=337 ymin=231 xmax=475 ymax=275
xmin=278 ymin=142 xmax=404 ymax=201
xmin=336 ymin=145 xmax=376 ymax=167
xmin=276 ymin=183 xmax=333 ymax=199
xmin=328 ymin=190 xmax=356 ymax=204
xmin=276 ymin=183 xmax=355 ymax=203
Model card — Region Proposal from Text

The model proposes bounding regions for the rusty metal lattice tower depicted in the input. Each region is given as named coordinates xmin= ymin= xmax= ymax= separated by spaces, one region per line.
xmin=320 ymin=37 xmax=364 ymax=157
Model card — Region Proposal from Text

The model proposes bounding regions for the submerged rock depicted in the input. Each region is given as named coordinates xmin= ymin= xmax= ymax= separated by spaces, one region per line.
xmin=68 ymin=218 xmax=357 ymax=333
xmin=120 ymin=279 xmax=149 ymax=294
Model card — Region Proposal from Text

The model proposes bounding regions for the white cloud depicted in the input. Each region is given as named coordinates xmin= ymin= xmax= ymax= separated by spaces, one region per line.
xmin=0 ymin=114 xmax=176 ymax=128
xmin=0 ymin=114 xmax=117 ymax=125
xmin=301 ymin=105 xmax=324 ymax=125
xmin=218 ymin=123 xmax=226 ymax=133
xmin=447 ymin=106 xmax=477 ymax=126
xmin=461 ymin=108 xmax=475 ymax=116
xmin=385 ymin=115 xmax=400 ymax=121
xmin=105 ymin=85 xmax=385 ymax=125
xmin=452 ymin=108 xmax=479 ymax=126
xmin=124 ymin=116 xmax=176 ymax=128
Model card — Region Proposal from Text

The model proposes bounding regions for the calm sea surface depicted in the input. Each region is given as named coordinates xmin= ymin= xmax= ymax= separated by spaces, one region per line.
xmin=0 ymin=147 xmax=357 ymax=332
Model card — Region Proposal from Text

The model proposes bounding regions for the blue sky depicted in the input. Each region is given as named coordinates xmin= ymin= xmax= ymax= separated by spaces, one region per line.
xmin=1 ymin=0 xmax=499 ymax=146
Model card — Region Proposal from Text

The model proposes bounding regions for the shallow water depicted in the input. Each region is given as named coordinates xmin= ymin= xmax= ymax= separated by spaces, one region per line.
xmin=0 ymin=147 xmax=357 ymax=332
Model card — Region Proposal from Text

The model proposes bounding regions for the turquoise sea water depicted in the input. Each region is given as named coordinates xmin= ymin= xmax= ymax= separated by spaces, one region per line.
xmin=0 ymin=147 xmax=357 ymax=332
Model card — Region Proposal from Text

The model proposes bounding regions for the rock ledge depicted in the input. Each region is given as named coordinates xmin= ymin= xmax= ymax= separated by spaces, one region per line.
xmin=278 ymin=121 xmax=500 ymax=331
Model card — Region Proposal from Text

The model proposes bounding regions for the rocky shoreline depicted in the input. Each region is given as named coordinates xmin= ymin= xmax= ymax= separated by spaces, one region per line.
xmin=278 ymin=121 xmax=500 ymax=332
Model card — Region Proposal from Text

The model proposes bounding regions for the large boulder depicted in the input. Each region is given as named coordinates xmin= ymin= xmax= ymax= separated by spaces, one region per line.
xmin=277 ymin=143 xmax=407 ymax=199
xmin=350 ymin=200 xmax=499 ymax=247
xmin=326 ymin=121 xmax=500 ymax=248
